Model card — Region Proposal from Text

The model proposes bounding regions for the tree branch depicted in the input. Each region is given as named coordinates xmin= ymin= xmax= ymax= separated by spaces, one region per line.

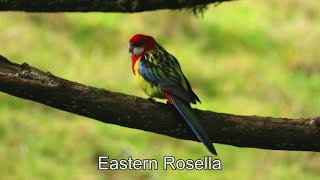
xmin=0 ymin=0 xmax=231 ymax=13
xmin=0 ymin=54 xmax=320 ymax=153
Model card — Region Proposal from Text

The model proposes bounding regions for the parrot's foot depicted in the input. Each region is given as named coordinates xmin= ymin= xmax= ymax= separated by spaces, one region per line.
xmin=147 ymin=97 xmax=156 ymax=102
xmin=166 ymin=101 xmax=175 ymax=111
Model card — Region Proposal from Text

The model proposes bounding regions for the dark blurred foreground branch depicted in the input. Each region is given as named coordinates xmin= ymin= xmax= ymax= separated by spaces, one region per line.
xmin=0 ymin=54 xmax=320 ymax=153
xmin=0 ymin=0 xmax=231 ymax=13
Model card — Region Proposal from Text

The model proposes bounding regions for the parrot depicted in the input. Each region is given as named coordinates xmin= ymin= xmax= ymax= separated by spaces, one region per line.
xmin=128 ymin=34 xmax=217 ymax=155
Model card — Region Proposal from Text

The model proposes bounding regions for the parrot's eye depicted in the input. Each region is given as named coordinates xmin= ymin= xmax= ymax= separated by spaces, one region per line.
xmin=133 ymin=41 xmax=144 ymax=47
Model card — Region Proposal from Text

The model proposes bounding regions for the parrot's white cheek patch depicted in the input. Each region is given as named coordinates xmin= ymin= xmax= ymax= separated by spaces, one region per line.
xmin=133 ymin=47 xmax=144 ymax=56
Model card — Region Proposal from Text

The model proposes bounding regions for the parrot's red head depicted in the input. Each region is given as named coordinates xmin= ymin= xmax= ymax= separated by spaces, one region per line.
xmin=129 ymin=34 xmax=156 ymax=74
xmin=129 ymin=34 xmax=156 ymax=58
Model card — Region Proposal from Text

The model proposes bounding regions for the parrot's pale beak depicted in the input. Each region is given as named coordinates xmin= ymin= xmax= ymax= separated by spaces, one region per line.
xmin=128 ymin=44 xmax=134 ymax=54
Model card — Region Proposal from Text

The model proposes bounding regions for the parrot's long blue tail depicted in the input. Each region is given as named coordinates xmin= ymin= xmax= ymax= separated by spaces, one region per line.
xmin=168 ymin=94 xmax=217 ymax=155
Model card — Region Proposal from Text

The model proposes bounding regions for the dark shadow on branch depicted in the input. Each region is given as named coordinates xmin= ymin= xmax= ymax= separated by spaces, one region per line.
xmin=0 ymin=0 xmax=231 ymax=13
xmin=0 ymin=55 xmax=320 ymax=153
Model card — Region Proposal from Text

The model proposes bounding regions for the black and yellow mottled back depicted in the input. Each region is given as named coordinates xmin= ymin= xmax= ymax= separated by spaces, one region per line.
xmin=138 ymin=43 xmax=200 ymax=104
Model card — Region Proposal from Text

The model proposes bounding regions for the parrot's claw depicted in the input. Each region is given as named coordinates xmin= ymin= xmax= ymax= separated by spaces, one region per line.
xmin=147 ymin=97 xmax=156 ymax=102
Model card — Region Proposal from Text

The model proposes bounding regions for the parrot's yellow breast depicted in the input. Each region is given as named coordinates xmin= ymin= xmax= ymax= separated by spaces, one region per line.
xmin=134 ymin=59 xmax=165 ymax=99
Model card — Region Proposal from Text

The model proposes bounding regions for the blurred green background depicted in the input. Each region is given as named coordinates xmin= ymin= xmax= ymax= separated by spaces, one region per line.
xmin=0 ymin=0 xmax=320 ymax=179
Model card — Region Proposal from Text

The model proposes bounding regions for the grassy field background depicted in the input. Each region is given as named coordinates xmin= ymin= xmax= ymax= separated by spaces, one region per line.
xmin=0 ymin=0 xmax=319 ymax=179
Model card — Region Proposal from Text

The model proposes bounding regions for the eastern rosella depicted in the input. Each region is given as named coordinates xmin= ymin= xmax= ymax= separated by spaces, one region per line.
xmin=128 ymin=34 xmax=217 ymax=155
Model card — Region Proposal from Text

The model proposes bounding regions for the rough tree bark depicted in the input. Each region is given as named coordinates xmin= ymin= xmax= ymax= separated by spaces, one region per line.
xmin=0 ymin=54 xmax=319 ymax=152
xmin=0 ymin=0 xmax=231 ymax=12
